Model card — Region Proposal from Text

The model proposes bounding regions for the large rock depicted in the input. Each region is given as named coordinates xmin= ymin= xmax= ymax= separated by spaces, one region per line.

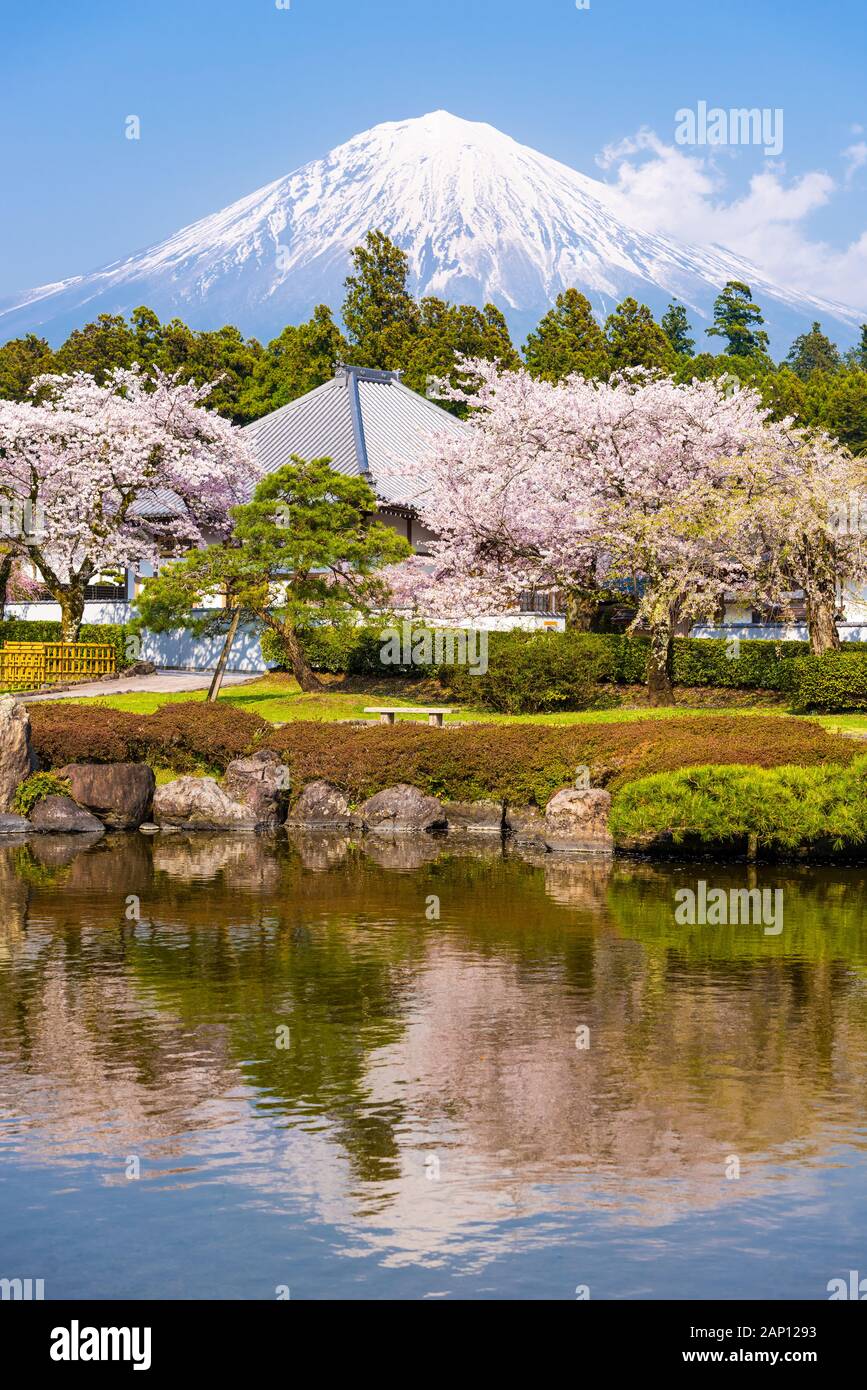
xmin=360 ymin=784 xmax=447 ymax=835
xmin=0 ymin=813 xmax=31 ymax=835
xmin=0 ymin=697 xmax=33 ymax=813
xmin=544 ymin=788 xmax=614 ymax=856
xmin=222 ymin=750 xmax=288 ymax=829
xmin=443 ymin=800 xmax=504 ymax=835
xmin=29 ymin=794 xmax=105 ymax=836
xmin=285 ymin=780 xmax=358 ymax=829
xmin=59 ymin=763 xmax=156 ymax=830
xmin=152 ymin=777 xmax=263 ymax=830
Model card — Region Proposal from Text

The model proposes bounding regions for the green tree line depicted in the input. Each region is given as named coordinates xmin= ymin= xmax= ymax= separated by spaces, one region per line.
xmin=2 ymin=232 xmax=866 ymax=450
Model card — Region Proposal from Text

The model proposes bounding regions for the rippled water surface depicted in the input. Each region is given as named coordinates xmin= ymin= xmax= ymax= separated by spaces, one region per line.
xmin=1 ymin=830 xmax=866 ymax=1300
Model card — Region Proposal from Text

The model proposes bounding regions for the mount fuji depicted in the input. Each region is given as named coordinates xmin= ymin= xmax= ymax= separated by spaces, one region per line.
xmin=1 ymin=110 xmax=862 ymax=351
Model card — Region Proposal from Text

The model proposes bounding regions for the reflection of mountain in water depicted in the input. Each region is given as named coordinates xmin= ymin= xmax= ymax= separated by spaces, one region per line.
xmin=1 ymin=836 xmax=867 ymax=1266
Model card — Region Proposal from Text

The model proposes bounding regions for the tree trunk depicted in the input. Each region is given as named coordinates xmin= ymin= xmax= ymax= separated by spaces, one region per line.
xmin=0 ymin=550 xmax=13 ymax=622
xmin=806 ymin=592 xmax=841 ymax=655
xmin=57 ymin=584 xmax=87 ymax=642
xmin=646 ymin=612 xmax=676 ymax=706
xmin=564 ymin=590 xmax=598 ymax=632
xmin=280 ymin=622 xmax=324 ymax=692
xmin=207 ymin=608 xmax=241 ymax=703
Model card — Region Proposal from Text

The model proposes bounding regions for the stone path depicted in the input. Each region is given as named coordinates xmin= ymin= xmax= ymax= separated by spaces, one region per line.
xmin=23 ymin=670 xmax=258 ymax=702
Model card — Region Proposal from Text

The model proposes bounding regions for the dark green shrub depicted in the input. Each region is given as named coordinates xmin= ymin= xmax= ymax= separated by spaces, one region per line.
xmin=439 ymin=632 xmax=813 ymax=711
xmin=262 ymin=622 xmax=375 ymax=675
xmin=12 ymin=772 xmax=72 ymax=817
xmin=439 ymin=631 xmax=617 ymax=712
xmin=261 ymin=716 xmax=854 ymax=807
xmin=260 ymin=622 xmax=854 ymax=705
xmin=671 ymin=637 xmax=806 ymax=691
xmin=264 ymin=621 xmax=440 ymax=676
xmin=791 ymin=652 xmax=867 ymax=711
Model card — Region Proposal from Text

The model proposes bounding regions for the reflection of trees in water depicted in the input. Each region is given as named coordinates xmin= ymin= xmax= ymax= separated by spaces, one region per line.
xmin=1 ymin=838 xmax=866 ymax=1230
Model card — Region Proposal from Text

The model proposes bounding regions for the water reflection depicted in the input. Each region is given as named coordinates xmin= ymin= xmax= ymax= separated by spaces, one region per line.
xmin=1 ymin=833 xmax=866 ymax=1298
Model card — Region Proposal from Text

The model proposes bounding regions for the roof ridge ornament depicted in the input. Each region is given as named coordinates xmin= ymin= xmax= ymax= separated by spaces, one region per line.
xmin=334 ymin=363 xmax=403 ymax=385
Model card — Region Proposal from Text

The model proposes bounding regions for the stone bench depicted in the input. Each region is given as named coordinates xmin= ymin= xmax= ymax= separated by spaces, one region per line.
xmin=364 ymin=706 xmax=456 ymax=728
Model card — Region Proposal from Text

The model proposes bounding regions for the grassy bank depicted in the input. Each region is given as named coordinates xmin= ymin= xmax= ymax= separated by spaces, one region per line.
xmin=46 ymin=671 xmax=867 ymax=735
xmin=610 ymin=758 xmax=867 ymax=859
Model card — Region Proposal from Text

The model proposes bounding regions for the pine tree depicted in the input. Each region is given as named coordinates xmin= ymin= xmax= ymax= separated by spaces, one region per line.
xmin=818 ymin=371 xmax=867 ymax=454
xmin=784 ymin=321 xmax=841 ymax=379
xmin=845 ymin=324 xmax=867 ymax=371
xmin=52 ymin=313 xmax=142 ymax=381
xmin=404 ymin=300 xmax=520 ymax=410
xmin=706 ymin=280 xmax=769 ymax=357
xmin=524 ymin=289 xmax=610 ymax=381
xmin=0 ymin=333 xmax=55 ymax=400
xmin=758 ymin=365 xmax=808 ymax=423
xmin=605 ymin=298 xmax=677 ymax=373
xmin=660 ymin=302 xmax=696 ymax=357
xmin=158 ymin=320 xmax=264 ymax=422
xmin=342 ymin=230 xmax=420 ymax=368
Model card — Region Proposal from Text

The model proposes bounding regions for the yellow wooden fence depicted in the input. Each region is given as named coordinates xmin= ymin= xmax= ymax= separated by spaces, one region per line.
xmin=0 ymin=642 xmax=116 ymax=691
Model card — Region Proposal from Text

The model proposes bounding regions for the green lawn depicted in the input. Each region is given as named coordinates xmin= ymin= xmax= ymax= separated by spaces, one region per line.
xmin=50 ymin=672 xmax=867 ymax=734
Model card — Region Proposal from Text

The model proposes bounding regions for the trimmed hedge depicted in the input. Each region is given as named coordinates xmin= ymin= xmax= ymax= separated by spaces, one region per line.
xmin=29 ymin=706 xmax=143 ymax=766
xmin=439 ymin=632 xmax=617 ymax=713
xmin=0 ymin=619 xmax=133 ymax=671
xmin=266 ymin=621 xmax=460 ymax=677
xmin=440 ymin=632 xmax=840 ymax=710
xmin=610 ymin=757 xmax=867 ymax=856
xmin=261 ymin=715 xmax=855 ymax=807
xmin=792 ymin=652 xmax=867 ymax=712
xmin=29 ymin=701 xmax=268 ymax=773
xmin=267 ymin=624 xmax=863 ymax=711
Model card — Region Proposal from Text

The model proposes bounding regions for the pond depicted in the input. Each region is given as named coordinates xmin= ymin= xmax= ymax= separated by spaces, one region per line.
xmin=1 ymin=831 xmax=866 ymax=1301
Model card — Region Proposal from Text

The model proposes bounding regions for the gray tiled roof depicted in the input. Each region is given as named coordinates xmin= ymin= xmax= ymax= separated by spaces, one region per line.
xmin=129 ymin=486 xmax=187 ymax=518
xmin=243 ymin=365 xmax=469 ymax=510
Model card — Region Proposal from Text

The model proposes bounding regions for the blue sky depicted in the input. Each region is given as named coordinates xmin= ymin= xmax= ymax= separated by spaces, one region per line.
xmin=2 ymin=0 xmax=866 ymax=304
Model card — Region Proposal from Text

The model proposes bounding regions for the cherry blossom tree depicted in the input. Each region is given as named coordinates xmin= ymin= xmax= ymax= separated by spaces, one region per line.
xmin=0 ymin=545 xmax=41 ymax=621
xmin=0 ymin=367 xmax=259 ymax=640
xmin=385 ymin=361 xmax=860 ymax=703
xmin=725 ymin=428 xmax=867 ymax=654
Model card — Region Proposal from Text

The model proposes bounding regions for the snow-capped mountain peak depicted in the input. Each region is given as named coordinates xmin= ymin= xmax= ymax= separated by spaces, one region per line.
xmin=1 ymin=110 xmax=861 ymax=350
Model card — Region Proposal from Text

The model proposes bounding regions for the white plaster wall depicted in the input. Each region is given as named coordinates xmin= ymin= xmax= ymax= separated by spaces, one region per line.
xmin=5 ymin=602 xmax=270 ymax=673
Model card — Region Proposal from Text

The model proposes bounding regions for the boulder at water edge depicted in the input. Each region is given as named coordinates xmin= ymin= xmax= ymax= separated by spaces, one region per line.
xmin=152 ymin=777 xmax=262 ymax=830
xmin=360 ymin=784 xmax=447 ymax=835
xmin=544 ymin=788 xmax=614 ymax=855
xmin=222 ymin=750 xmax=287 ymax=828
xmin=285 ymin=780 xmax=359 ymax=829
xmin=0 ymin=697 xmax=34 ymax=813
xmin=59 ymin=763 xmax=156 ymax=830
xmin=29 ymin=795 xmax=106 ymax=835
xmin=442 ymin=800 xmax=505 ymax=834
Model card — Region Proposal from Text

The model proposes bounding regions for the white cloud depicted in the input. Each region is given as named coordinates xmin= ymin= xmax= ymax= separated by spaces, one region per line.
xmin=843 ymin=141 xmax=867 ymax=185
xmin=593 ymin=129 xmax=867 ymax=311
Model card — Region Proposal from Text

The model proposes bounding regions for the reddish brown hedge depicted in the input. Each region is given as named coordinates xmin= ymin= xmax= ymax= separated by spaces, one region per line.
xmin=29 ymin=706 xmax=854 ymax=803
xmin=261 ymin=715 xmax=856 ymax=807
xmin=143 ymin=702 xmax=268 ymax=772
xmin=29 ymin=701 xmax=268 ymax=773
xmin=29 ymin=705 xmax=145 ymax=768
